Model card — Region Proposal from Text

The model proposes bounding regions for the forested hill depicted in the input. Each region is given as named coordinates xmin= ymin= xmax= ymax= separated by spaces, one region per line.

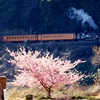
xmin=0 ymin=0 xmax=100 ymax=35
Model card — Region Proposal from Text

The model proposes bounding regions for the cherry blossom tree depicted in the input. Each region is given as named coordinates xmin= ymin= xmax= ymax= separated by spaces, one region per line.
xmin=6 ymin=47 xmax=84 ymax=98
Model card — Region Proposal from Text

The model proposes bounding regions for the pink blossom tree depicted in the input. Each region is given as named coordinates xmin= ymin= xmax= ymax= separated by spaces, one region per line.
xmin=6 ymin=47 xmax=84 ymax=98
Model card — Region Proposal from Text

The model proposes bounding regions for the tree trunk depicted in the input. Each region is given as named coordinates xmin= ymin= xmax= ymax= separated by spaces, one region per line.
xmin=40 ymin=81 xmax=52 ymax=99
xmin=46 ymin=88 xmax=51 ymax=98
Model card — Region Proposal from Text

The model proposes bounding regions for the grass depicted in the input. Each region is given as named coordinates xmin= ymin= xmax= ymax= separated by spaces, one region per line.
xmin=6 ymin=82 xmax=100 ymax=100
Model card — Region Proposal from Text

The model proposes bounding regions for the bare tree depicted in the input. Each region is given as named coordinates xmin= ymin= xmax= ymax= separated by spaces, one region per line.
xmin=91 ymin=46 xmax=100 ymax=66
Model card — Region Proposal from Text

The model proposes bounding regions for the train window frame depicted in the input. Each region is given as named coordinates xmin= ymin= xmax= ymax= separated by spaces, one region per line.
xmin=43 ymin=36 xmax=45 ymax=38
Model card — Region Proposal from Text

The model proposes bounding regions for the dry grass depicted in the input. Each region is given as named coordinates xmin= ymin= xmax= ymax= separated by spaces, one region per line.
xmin=6 ymin=82 xmax=100 ymax=100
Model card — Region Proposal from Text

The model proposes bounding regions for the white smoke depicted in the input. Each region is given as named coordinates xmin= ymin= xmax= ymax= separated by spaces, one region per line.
xmin=68 ymin=7 xmax=98 ymax=30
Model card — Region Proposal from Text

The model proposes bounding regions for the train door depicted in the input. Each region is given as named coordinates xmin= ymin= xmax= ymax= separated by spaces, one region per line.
xmin=35 ymin=34 xmax=38 ymax=41
xmin=37 ymin=34 xmax=42 ymax=41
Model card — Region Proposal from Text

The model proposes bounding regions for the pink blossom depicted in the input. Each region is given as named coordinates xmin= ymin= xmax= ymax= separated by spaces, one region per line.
xmin=6 ymin=47 xmax=84 ymax=98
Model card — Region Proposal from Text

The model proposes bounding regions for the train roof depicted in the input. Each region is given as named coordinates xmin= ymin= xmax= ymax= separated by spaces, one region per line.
xmin=1 ymin=33 xmax=76 ymax=36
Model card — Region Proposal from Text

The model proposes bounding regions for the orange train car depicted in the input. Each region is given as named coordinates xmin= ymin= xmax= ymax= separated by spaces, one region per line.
xmin=1 ymin=33 xmax=76 ymax=42
xmin=38 ymin=33 xmax=76 ymax=41
xmin=1 ymin=35 xmax=37 ymax=42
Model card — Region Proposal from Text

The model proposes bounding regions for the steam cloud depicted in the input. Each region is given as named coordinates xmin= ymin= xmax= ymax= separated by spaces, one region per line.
xmin=68 ymin=7 xmax=98 ymax=30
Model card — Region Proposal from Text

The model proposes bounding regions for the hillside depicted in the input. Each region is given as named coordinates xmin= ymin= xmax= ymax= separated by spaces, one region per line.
xmin=0 ymin=0 xmax=100 ymax=34
xmin=0 ymin=40 xmax=100 ymax=83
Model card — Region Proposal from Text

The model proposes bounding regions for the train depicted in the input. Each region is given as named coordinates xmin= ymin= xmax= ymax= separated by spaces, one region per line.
xmin=0 ymin=32 xmax=100 ymax=42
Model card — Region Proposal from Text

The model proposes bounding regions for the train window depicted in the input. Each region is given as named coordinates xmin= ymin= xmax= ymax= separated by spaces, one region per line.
xmin=52 ymin=36 xmax=56 ymax=38
xmin=30 ymin=36 xmax=32 ymax=38
xmin=43 ymin=36 xmax=45 ymax=38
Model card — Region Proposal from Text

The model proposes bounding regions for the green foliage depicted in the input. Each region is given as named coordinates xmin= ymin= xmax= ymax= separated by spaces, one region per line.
xmin=39 ymin=96 xmax=52 ymax=99
xmin=71 ymin=96 xmax=96 ymax=99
